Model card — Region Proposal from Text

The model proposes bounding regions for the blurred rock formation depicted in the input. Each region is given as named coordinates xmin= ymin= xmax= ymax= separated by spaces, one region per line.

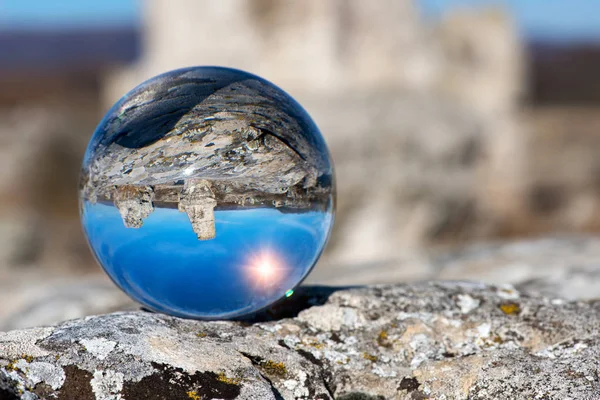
xmin=1 ymin=0 xmax=600 ymax=289
xmin=105 ymin=0 xmax=526 ymax=266
xmin=0 ymin=105 xmax=98 ymax=273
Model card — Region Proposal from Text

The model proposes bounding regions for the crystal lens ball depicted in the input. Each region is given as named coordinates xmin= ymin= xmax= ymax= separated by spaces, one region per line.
xmin=80 ymin=67 xmax=335 ymax=319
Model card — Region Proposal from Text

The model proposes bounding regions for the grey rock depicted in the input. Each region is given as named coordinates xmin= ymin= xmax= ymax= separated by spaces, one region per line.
xmin=2 ymin=282 xmax=600 ymax=399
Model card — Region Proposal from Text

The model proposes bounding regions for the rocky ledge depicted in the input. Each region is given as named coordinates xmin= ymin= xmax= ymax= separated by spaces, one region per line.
xmin=1 ymin=282 xmax=599 ymax=400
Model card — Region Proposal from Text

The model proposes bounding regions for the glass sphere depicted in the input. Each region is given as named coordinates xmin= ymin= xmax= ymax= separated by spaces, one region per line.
xmin=80 ymin=67 xmax=335 ymax=319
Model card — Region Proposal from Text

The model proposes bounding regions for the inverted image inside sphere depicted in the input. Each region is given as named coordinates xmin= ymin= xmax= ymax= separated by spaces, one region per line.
xmin=80 ymin=66 xmax=335 ymax=319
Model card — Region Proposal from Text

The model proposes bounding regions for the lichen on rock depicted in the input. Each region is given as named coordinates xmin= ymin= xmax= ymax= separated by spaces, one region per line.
xmin=1 ymin=282 xmax=600 ymax=399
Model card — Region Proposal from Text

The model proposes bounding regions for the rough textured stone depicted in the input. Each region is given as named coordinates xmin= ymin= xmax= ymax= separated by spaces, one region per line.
xmin=2 ymin=282 xmax=600 ymax=399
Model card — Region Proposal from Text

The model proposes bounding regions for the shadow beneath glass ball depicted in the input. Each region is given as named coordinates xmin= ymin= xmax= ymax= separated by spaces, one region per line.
xmin=237 ymin=285 xmax=361 ymax=323
xmin=140 ymin=285 xmax=360 ymax=323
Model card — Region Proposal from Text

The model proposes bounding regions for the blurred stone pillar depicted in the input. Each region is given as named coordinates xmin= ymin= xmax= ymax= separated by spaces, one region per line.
xmin=437 ymin=7 xmax=527 ymax=236
xmin=103 ymin=0 xmax=436 ymax=105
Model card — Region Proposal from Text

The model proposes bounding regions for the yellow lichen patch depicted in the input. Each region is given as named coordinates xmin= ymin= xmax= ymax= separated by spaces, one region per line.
xmin=500 ymin=303 xmax=521 ymax=315
xmin=216 ymin=372 xmax=240 ymax=385
xmin=5 ymin=354 xmax=34 ymax=371
xmin=186 ymin=391 xmax=201 ymax=400
xmin=362 ymin=352 xmax=378 ymax=362
xmin=377 ymin=330 xmax=390 ymax=347
xmin=196 ymin=332 xmax=207 ymax=338
xmin=262 ymin=360 xmax=287 ymax=377
xmin=303 ymin=337 xmax=325 ymax=349
xmin=5 ymin=360 xmax=17 ymax=371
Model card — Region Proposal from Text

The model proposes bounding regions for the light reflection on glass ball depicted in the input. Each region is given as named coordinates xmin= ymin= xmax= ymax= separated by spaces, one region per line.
xmin=79 ymin=66 xmax=335 ymax=319
xmin=245 ymin=248 xmax=286 ymax=288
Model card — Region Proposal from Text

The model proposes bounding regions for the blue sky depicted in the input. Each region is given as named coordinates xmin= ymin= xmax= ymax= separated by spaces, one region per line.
xmin=0 ymin=0 xmax=139 ymax=30
xmin=1 ymin=0 xmax=599 ymax=42
xmin=420 ymin=0 xmax=600 ymax=42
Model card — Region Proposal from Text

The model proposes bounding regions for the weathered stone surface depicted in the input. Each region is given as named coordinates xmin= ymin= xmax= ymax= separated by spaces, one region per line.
xmin=2 ymin=282 xmax=599 ymax=399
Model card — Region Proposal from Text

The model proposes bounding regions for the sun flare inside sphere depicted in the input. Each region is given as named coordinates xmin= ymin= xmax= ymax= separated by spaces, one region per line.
xmin=246 ymin=249 xmax=287 ymax=287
